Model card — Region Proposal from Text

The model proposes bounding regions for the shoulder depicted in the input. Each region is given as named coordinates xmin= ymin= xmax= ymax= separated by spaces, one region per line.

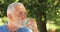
xmin=0 ymin=25 xmax=5 ymax=30
xmin=0 ymin=25 xmax=7 ymax=32
xmin=0 ymin=25 xmax=6 ymax=29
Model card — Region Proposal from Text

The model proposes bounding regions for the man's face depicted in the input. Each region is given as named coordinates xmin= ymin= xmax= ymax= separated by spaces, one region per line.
xmin=14 ymin=5 xmax=27 ymax=20
xmin=11 ymin=5 xmax=27 ymax=27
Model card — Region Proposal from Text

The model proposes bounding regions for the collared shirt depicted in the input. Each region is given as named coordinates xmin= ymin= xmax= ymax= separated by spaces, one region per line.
xmin=0 ymin=24 xmax=33 ymax=32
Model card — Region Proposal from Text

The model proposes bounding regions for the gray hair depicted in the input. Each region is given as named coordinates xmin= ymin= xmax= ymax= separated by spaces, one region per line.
xmin=7 ymin=2 xmax=24 ymax=15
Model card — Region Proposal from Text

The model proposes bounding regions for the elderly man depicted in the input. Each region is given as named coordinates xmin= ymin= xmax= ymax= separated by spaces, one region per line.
xmin=0 ymin=2 xmax=38 ymax=32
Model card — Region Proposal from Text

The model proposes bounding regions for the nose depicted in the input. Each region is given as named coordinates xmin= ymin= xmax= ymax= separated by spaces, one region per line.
xmin=22 ymin=14 xmax=26 ymax=18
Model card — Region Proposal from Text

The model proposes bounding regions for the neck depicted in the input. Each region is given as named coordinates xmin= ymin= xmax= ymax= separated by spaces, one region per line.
xmin=7 ymin=21 xmax=18 ymax=31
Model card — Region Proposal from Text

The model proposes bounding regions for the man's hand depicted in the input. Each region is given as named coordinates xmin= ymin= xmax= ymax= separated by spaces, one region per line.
xmin=26 ymin=18 xmax=39 ymax=32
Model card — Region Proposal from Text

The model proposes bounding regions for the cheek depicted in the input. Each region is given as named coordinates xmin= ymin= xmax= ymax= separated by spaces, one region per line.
xmin=13 ymin=16 xmax=19 ymax=21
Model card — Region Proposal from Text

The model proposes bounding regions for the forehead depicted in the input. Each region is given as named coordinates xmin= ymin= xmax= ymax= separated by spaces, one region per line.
xmin=14 ymin=4 xmax=26 ymax=12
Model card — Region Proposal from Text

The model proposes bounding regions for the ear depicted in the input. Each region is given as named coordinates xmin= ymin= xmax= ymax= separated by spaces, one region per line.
xmin=7 ymin=14 xmax=13 ymax=20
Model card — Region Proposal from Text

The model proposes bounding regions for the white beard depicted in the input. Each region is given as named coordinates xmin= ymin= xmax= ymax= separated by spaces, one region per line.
xmin=12 ymin=19 xmax=29 ymax=28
